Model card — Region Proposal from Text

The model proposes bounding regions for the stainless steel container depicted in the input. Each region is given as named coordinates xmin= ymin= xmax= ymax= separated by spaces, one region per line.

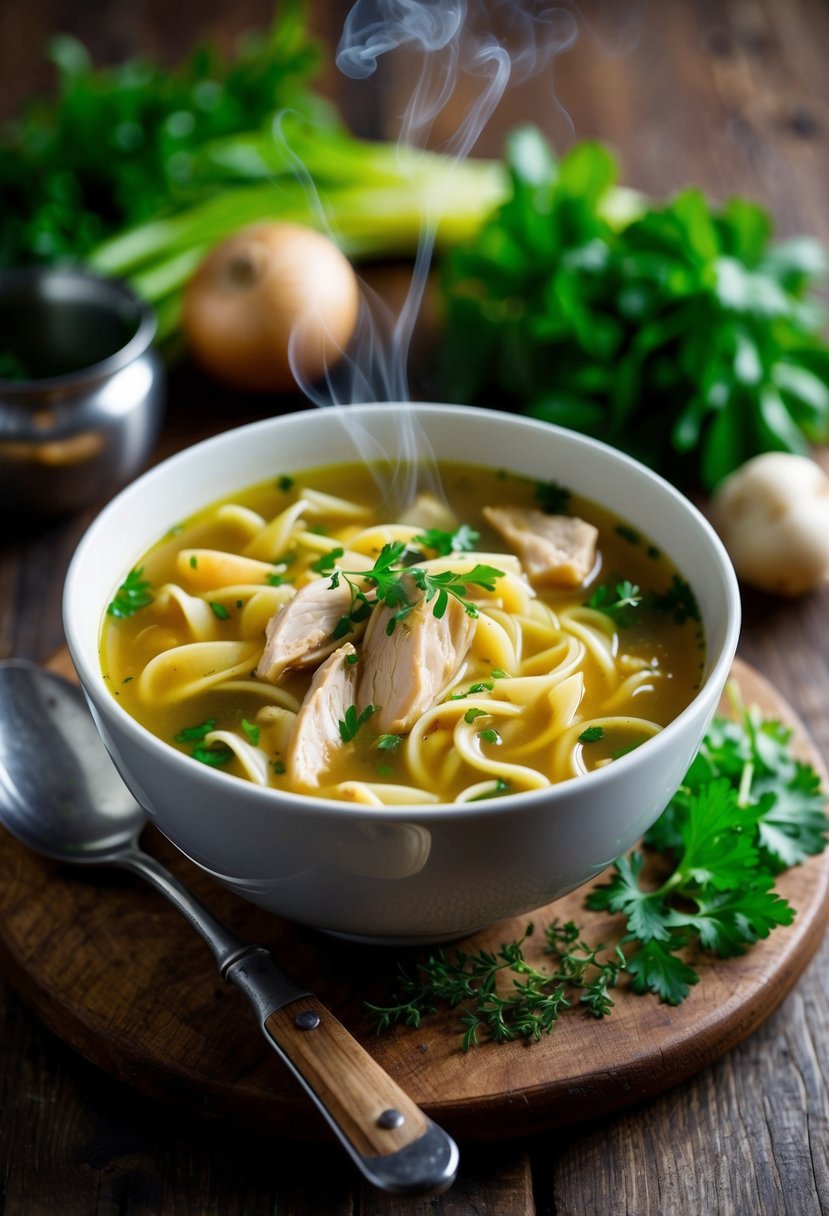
xmin=0 ymin=267 xmax=165 ymax=517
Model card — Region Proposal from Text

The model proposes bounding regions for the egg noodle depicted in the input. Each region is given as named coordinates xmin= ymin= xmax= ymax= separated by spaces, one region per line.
xmin=102 ymin=462 xmax=705 ymax=807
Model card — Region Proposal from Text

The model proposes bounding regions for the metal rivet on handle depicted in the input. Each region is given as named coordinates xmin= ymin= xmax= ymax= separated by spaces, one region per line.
xmin=294 ymin=1009 xmax=321 ymax=1030
xmin=376 ymin=1108 xmax=405 ymax=1130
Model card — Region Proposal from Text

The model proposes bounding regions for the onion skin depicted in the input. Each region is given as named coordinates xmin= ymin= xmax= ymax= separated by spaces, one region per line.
xmin=182 ymin=222 xmax=361 ymax=393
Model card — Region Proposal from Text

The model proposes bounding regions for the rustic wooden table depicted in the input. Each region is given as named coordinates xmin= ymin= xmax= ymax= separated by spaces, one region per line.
xmin=2 ymin=1 xmax=829 ymax=1212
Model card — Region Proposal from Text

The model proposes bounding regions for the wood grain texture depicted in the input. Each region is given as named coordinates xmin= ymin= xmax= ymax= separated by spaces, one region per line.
xmin=264 ymin=996 xmax=429 ymax=1157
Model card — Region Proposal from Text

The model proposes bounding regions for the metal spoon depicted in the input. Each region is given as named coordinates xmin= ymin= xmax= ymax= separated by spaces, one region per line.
xmin=0 ymin=659 xmax=458 ymax=1196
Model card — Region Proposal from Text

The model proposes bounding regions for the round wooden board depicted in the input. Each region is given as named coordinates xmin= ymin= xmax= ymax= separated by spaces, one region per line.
xmin=0 ymin=654 xmax=827 ymax=1142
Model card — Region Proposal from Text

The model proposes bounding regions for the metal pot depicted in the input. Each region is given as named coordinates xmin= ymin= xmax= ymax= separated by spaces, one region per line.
xmin=0 ymin=267 xmax=165 ymax=517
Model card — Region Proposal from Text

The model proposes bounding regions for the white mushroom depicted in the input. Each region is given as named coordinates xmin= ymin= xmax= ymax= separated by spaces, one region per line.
xmin=711 ymin=452 xmax=829 ymax=597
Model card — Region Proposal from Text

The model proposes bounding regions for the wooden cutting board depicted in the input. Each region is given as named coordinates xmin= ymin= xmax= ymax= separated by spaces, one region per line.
xmin=0 ymin=653 xmax=827 ymax=1142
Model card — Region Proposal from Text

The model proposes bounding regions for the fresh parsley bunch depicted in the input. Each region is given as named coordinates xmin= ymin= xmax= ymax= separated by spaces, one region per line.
xmin=439 ymin=127 xmax=829 ymax=490
xmin=594 ymin=696 xmax=829 ymax=1004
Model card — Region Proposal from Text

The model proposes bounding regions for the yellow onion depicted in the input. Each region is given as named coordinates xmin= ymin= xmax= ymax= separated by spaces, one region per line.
xmin=183 ymin=222 xmax=360 ymax=392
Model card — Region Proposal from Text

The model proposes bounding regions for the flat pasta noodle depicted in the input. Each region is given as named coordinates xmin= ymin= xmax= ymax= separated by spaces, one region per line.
xmin=242 ymin=498 xmax=311 ymax=561
xmin=136 ymin=640 xmax=260 ymax=705
xmin=154 ymin=583 xmax=222 ymax=643
xmin=177 ymin=549 xmax=284 ymax=591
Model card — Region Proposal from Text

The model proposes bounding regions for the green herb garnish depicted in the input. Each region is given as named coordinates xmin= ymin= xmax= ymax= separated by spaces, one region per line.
xmin=316 ymin=541 xmax=503 ymax=637
xmin=478 ymin=728 xmax=501 ymax=745
xmin=209 ymin=602 xmax=230 ymax=621
xmin=440 ymin=127 xmax=829 ymax=490
xmin=106 ymin=567 xmax=154 ymax=618
xmin=174 ymin=719 xmax=216 ymax=743
xmin=338 ymin=704 xmax=377 ymax=744
xmin=579 ymin=726 xmax=606 ymax=743
xmin=365 ymin=923 xmax=624 ymax=1049
xmin=277 ymin=475 xmax=294 ymax=492
xmin=464 ymin=707 xmax=488 ymax=724
xmin=376 ymin=734 xmax=402 ymax=751
xmin=413 ymin=524 xmax=480 ymax=556
xmin=586 ymin=580 xmax=642 ymax=626
xmin=240 ymin=718 xmax=260 ymax=745
xmin=192 ymin=742 xmax=234 ymax=768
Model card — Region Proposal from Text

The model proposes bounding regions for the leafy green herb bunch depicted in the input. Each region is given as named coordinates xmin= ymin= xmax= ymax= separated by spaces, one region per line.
xmin=440 ymin=127 xmax=829 ymax=490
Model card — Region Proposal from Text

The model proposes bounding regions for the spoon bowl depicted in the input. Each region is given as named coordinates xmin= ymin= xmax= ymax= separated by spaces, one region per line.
xmin=0 ymin=659 xmax=146 ymax=861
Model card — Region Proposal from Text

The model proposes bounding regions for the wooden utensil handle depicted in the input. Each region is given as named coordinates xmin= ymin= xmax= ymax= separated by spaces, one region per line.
xmin=228 ymin=952 xmax=458 ymax=1194
xmin=266 ymin=995 xmax=428 ymax=1156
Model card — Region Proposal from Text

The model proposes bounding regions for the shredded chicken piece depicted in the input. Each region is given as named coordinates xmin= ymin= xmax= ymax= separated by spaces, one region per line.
xmin=256 ymin=578 xmax=361 ymax=683
xmin=285 ymin=643 xmax=358 ymax=788
xmin=482 ymin=506 xmax=598 ymax=588
xmin=356 ymin=575 xmax=476 ymax=734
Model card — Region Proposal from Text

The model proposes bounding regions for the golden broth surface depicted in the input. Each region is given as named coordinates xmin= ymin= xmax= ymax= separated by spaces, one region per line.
xmin=101 ymin=461 xmax=705 ymax=804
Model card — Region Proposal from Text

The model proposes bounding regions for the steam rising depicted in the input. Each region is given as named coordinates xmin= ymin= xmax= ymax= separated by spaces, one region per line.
xmin=286 ymin=1 xmax=583 ymax=507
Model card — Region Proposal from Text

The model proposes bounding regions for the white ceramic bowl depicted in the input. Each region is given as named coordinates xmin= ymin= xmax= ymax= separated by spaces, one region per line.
xmin=64 ymin=404 xmax=740 ymax=943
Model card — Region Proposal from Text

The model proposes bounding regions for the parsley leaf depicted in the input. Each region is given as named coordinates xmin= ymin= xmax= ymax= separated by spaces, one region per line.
xmin=107 ymin=568 xmax=154 ymax=618
xmin=240 ymin=718 xmax=260 ymax=745
xmin=579 ymin=726 xmax=605 ymax=743
xmin=586 ymin=580 xmax=642 ymax=626
xmin=192 ymin=742 xmax=234 ymax=768
xmin=414 ymin=524 xmax=480 ymax=556
xmin=376 ymin=734 xmax=402 ymax=750
xmin=175 ymin=719 xmax=216 ymax=743
xmin=338 ymin=704 xmax=377 ymax=744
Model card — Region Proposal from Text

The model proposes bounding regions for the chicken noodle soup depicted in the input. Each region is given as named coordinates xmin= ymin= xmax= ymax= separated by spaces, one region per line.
xmin=101 ymin=462 xmax=706 ymax=805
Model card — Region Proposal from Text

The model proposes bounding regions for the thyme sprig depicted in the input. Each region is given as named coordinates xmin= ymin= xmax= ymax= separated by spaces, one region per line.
xmin=365 ymin=922 xmax=625 ymax=1050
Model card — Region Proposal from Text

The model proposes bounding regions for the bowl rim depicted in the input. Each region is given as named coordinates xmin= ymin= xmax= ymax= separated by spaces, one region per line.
xmin=0 ymin=266 xmax=157 ymax=396
xmin=64 ymin=402 xmax=742 ymax=822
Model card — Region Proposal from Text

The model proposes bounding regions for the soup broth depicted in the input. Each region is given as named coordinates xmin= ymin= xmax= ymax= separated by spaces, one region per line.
xmin=101 ymin=461 xmax=705 ymax=805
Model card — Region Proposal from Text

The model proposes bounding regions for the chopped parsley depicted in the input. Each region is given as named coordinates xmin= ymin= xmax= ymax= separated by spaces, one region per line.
xmin=277 ymin=475 xmax=294 ymax=492
xmin=451 ymin=681 xmax=494 ymax=700
xmin=376 ymin=734 xmax=402 ymax=750
xmin=579 ymin=726 xmax=606 ymax=743
xmin=586 ymin=580 xmax=642 ymax=626
xmin=106 ymin=568 xmax=154 ymax=618
xmin=478 ymin=728 xmax=501 ymax=745
xmin=272 ymin=759 xmax=286 ymax=775
xmin=192 ymin=742 xmax=234 ymax=768
xmin=413 ymin=524 xmax=480 ymax=556
xmin=464 ymin=707 xmax=488 ymax=724
xmin=209 ymin=602 xmax=230 ymax=620
xmin=338 ymin=703 xmax=377 ymax=744
xmin=240 ymin=718 xmax=260 ymax=745
xmin=174 ymin=719 xmax=216 ymax=743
